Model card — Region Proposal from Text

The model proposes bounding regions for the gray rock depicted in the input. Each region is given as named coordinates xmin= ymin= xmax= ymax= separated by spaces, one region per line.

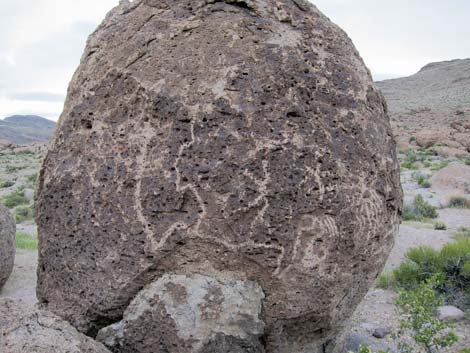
xmin=23 ymin=188 xmax=34 ymax=201
xmin=36 ymin=0 xmax=402 ymax=352
xmin=0 ymin=298 xmax=111 ymax=353
xmin=341 ymin=332 xmax=394 ymax=353
xmin=437 ymin=305 xmax=465 ymax=322
xmin=372 ymin=326 xmax=391 ymax=339
xmin=0 ymin=203 xmax=15 ymax=290
xmin=97 ymin=273 xmax=265 ymax=353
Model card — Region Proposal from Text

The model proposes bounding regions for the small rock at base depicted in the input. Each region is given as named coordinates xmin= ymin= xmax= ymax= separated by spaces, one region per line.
xmin=372 ymin=327 xmax=392 ymax=339
xmin=437 ymin=305 xmax=465 ymax=322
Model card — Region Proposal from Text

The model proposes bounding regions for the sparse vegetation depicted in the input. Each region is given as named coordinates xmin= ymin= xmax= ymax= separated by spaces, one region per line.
xmin=401 ymin=151 xmax=419 ymax=170
xmin=14 ymin=204 xmax=34 ymax=223
xmin=383 ymin=237 xmax=470 ymax=310
xmin=396 ymin=275 xmax=458 ymax=353
xmin=413 ymin=173 xmax=431 ymax=188
xmin=348 ymin=346 xmax=389 ymax=353
xmin=1 ymin=188 xmax=29 ymax=209
xmin=15 ymin=231 xmax=38 ymax=250
xmin=0 ymin=179 xmax=15 ymax=188
xmin=448 ymin=196 xmax=470 ymax=209
xmin=430 ymin=160 xmax=449 ymax=171
xmin=377 ymin=271 xmax=394 ymax=289
xmin=434 ymin=222 xmax=447 ymax=230
xmin=456 ymin=227 xmax=470 ymax=238
xmin=26 ymin=172 xmax=38 ymax=184
xmin=5 ymin=164 xmax=28 ymax=173
xmin=402 ymin=195 xmax=438 ymax=222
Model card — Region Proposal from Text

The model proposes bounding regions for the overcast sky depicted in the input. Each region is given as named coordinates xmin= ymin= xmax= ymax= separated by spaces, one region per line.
xmin=1 ymin=0 xmax=469 ymax=121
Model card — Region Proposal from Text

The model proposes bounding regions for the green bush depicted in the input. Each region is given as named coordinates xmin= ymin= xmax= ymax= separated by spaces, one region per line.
xmin=456 ymin=227 xmax=470 ymax=238
xmin=15 ymin=231 xmax=38 ymax=250
xmin=15 ymin=205 xmax=34 ymax=223
xmin=348 ymin=346 xmax=389 ymax=353
xmin=392 ymin=237 xmax=470 ymax=307
xmin=5 ymin=164 xmax=26 ymax=174
xmin=430 ymin=160 xmax=449 ymax=171
xmin=376 ymin=272 xmax=394 ymax=289
xmin=26 ymin=172 xmax=38 ymax=184
xmin=396 ymin=276 xmax=458 ymax=353
xmin=402 ymin=195 xmax=438 ymax=221
xmin=434 ymin=222 xmax=447 ymax=230
xmin=448 ymin=196 xmax=470 ymax=209
xmin=1 ymin=189 xmax=29 ymax=209
xmin=418 ymin=177 xmax=431 ymax=188
xmin=0 ymin=180 xmax=15 ymax=188
xmin=463 ymin=158 xmax=470 ymax=166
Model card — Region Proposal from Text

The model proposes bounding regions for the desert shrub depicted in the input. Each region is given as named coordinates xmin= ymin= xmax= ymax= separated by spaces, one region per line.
xmin=401 ymin=151 xmax=418 ymax=170
xmin=413 ymin=173 xmax=431 ymax=188
xmin=463 ymin=158 xmax=470 ymax=166
xmin=15 ymin=204 xmax=34 ymax=223
xmin=439 ymin=236 xmax=470 ymax=288
xmin=1 ymin=189 xmax=29 ymax=209
xmin=396 ymin=276 xmax=458 ymax=353
xmin=348 ymin=346 xmax=389 ymax=353
xmin=376 ymin=272 xmax=394 ymax=289
xmin=26 ymin=172 xmax=38 ymax=184
xmin=448 ymin=196 xmax=470 ymax=209
xmin=392 ymin=237 xmax=470 ymax=308
xmin=402 ymin=195 xmax=438 ymax=221
xmin=15 ymin=231 xmax=38 ymax=250
xmin=0 ymin=180 xmax=15 ymax=188
xmin=434 ymin=222 xmax=447 ymax=230
xmin=430 ymin=160 xmax=449 ymax=171
xmin=414 ymin=195 xmax=438 ymax=218
xmin=5 ymin=164 xmax=26 ymax=173
xmin=456 ymin=227 xmax=470 ymax=238
xmin=393 ymin=261 xmax=423 ymax=289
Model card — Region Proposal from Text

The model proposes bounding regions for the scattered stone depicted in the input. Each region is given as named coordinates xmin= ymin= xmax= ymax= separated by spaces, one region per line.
xmin=0 ymin=298 xmax=111 ymax=353
xmin=36 ymin=0 xmax=402 ymax=351
xmin=372 ymin=327 xmax=391 ymax=339
xmin=0 ymin=203 xmax=15 ymax=290
xmin=23 ymin=188 xmax=34 ymax=201
xmin=437 ymin=305 xmax=465 ymax=322
xmin=431 ymin=163 xmax=470 ymax=206
xmin=342 ymin=332 xmax=393 ymax=353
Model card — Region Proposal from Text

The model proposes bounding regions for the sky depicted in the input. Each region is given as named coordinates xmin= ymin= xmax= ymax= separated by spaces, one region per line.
xmin=1 ymin=0 xmax=469 ymax=121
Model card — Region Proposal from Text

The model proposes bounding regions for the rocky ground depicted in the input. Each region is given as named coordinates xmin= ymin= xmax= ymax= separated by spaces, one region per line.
xmin=377 ymin=59 xmax=470 ymax=159
xmin=1 ymin=143 xmax=469 ymax=352
xmin=345 ymin=153 xmax=470 ymax=352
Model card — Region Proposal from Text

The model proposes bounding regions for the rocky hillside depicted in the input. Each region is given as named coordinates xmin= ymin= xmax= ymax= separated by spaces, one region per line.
xmin=0 ymin=115 xmax=56 ymax=145
xmin=377 ymin=59 xmax=470 ymax=156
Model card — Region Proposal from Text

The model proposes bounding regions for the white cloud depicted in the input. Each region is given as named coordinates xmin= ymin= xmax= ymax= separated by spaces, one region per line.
xmin=0 ymin=0 xmax=119 ymax=120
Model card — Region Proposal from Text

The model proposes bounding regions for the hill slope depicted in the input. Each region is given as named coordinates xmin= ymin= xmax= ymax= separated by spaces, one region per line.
xmin=377 ymin=59 xmax=470 ymax=156
xmin=0 ymin=115 xmax=56 ymax=145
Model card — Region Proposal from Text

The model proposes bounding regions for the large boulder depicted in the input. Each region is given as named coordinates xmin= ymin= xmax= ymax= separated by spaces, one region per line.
xmin=0 ymin=203 xmax=15 ymax=290
xmin=0 ymin=298 xmax=111 ymax=353
xmin=36 ymin=0 xmax=402 ymax=352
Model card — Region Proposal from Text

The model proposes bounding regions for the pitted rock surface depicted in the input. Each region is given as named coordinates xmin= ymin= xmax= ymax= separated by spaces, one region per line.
xmin=36 ymin=0 xmax=402 ymax=352
xmin=0 ymin=298 xmax=111 ymax=353
xmin=96 ymin=273 xmax=265 ymax=352
xmin=0 ymin=203 xmax=15 ymax=290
